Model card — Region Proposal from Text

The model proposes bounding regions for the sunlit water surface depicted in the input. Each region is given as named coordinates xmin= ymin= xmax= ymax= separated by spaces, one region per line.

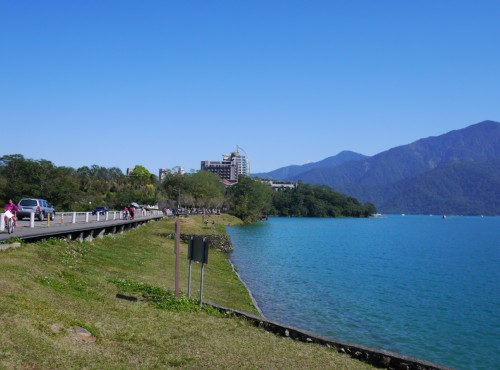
xmin=228 ymin=215 xmax=500 ymax=370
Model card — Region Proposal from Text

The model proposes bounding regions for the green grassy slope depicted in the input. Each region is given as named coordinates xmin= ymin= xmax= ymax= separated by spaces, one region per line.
xmin=0 ymin=215 xmax=372 ymax=369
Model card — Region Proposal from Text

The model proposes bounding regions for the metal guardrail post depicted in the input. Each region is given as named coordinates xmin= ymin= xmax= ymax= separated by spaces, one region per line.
xmin=30 ymin=212 xmax=35 ymax=228
xmin=85 ymin=212 xmax=89 ymax=223
xmin=0 ymin=213 xmax=4 ymax=231
xmin=72 ymin=212 xmax=76 ymax=224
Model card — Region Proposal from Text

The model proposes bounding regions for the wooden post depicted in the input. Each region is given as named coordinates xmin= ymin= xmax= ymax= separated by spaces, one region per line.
xmin=175 ymin=219 xmax=180 ymax=298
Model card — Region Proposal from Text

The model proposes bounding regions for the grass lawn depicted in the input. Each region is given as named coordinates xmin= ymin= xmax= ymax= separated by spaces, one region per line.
xmin=0 ymin=214 xmax=373 ymax=369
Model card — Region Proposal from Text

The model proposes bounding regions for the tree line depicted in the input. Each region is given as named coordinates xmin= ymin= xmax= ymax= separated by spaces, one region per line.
xmin=0 ymin=154 xmax=376 ymax=223
xmin=0 ymin=155 xmax=158 ymax=212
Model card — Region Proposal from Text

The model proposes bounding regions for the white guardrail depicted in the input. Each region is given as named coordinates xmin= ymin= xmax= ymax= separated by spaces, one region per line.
xmin=0 ymin=210 xmax=163 ymax=231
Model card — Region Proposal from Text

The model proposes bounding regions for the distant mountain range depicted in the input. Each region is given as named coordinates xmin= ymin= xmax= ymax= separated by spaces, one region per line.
xmin=253 ymin=120 xmax=500 ymax=215
xmin=252 ymin=150 xmax=368 ymax=179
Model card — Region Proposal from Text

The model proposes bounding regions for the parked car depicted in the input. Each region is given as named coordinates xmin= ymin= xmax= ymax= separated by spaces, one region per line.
xmin=17 ymin=198 xmax=55 ymax=221
xmin=91 ymin=206 xmax=109 ymax=215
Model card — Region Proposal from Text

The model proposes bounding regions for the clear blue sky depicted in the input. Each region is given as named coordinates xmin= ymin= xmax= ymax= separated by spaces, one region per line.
xmin=1 ymin=0 xmax=499 ymax=174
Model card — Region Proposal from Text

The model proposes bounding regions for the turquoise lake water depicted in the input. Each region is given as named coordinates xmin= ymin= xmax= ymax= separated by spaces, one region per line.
xmin=227 ymin=215 xmax=500 ymax=370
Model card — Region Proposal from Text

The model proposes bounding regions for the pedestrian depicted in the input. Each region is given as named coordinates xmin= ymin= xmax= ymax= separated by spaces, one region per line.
xmin=129 ymin=206 xmax=135 ymax=220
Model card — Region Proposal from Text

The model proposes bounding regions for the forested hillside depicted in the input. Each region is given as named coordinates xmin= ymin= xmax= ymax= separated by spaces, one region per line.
xmin=257 ymin=121 xmax=500 ymax=215
xmin=379 ymin=159 xmax=500 ymax=215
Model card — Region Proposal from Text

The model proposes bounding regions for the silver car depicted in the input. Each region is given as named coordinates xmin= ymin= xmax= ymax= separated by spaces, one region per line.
xmin=17 ymin=198 xmax=55 ymax=221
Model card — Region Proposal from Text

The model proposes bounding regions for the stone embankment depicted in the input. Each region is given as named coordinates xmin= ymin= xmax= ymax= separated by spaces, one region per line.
xmin=206 ymin=303 xmax=453 ymax=370
xmin=169 ymin=233 xmax=234 ymax=253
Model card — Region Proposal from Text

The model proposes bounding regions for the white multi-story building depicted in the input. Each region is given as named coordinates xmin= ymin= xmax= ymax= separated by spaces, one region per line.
xmin=233 ymin=149 xmax=250 ymax=177
xmin=200 ymin=146 xmax=250 ymax=183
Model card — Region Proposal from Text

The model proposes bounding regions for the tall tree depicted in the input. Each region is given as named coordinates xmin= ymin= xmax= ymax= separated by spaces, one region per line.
xmin=226 ymin=176 xmax=273 ymax=223
xmin=160 ymin=170 xmax=224 ymax=208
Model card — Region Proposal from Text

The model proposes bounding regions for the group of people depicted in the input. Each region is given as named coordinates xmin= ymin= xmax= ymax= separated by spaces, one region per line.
xmin=122 ymin=205 xmax=136 ymax=220
xmin=3 ymin=199 xmax=19 ymax=226
xmin=4 ymin=200 xmax=143 ymax=227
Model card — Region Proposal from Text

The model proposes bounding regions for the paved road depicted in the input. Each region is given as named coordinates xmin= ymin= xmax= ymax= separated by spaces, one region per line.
xmin=0 ymin=211 xmax=164 ymax=242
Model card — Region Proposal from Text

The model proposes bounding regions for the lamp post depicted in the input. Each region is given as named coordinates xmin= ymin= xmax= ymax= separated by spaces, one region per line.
xmin=173 ymin=188 xmax=181 ymax=209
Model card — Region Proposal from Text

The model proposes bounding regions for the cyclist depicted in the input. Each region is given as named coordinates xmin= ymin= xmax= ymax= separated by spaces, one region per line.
xmin=4 ymin=199 xmax=19 ymax=227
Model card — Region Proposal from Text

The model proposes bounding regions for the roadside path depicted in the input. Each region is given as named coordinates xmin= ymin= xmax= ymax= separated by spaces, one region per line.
xmin=0 ymin=212 xmax=164 ymax=242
